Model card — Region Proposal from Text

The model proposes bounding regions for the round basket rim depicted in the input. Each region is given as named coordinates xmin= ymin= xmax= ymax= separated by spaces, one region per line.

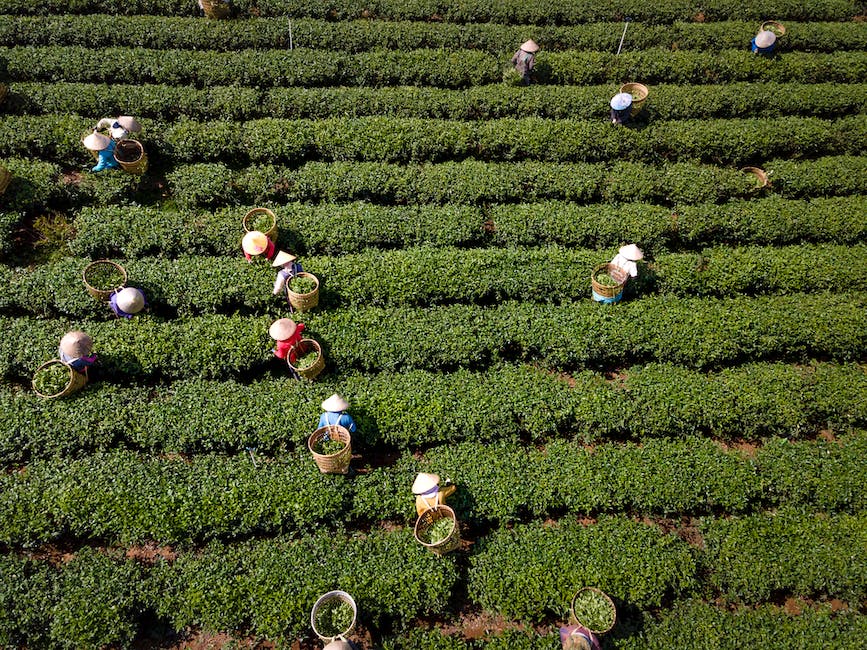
xmin=286 ymin=271 xmax=320 ymax=298
xmin=760 ymin=20 xmax=786 ymax=36
xmin=619 ymin=82 xmax=648 ymax=100
xmin=31 ymin=359 xmax=74 ymax=399
xmin=308 ymin=425 xmax=351 ymax=458
xmin=413 ymin=504 xmax=458 ymax=548
xmin=310 ymin=589 xmax=358 ymax=641
xmin=287 ymin=338 xmax=322 ymax=371
xmin=569 ymin=586 xmax=617 ymax=634
xmin=113 ymin=138 xmax=144 ymax=164
xmin=82 ymin=259 xmax=128 ymax=294
xmin=242 ymin=207 xmax=277 ymax=233
xmin=739 ymin=166 xmax=770 ymax=187
xmin=591 ymin=262 xmax=626 ymax=286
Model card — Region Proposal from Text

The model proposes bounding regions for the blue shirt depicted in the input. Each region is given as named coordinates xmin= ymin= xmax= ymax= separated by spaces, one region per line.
xmin=318 ymin=411 xmax=357 ymax=433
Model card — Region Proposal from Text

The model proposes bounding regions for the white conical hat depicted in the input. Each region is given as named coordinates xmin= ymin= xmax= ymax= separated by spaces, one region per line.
xmin=271 ymin=250 xmax=297 ymax=267
xmin=268 ymin=318 xmax=297 ymax=341
xmin=321 ymin=393 xmax=350 ymax=412
xmin=412 ymin=472 xmax=440 ymax=494
xmin=115 ymin=116 xmax=142 ymax=133
xmin=618 ymin=243 xmax=644 ymax=261
xmin=323 ymin=642 xmax=353 ymax=650
xmin=520 ymin=39 xmax=540 ymax=53
xmin=242 ymin=230 xmax=268 ymax=255
xmin=755 ymin=30 xmax=776 ymax=48
xmin=82 ymin=130 xmax=110 ymax=151
xmin=116 ymin=287 xmax=145 ymax=313
xmin=59 ymin=331 xmax=93 ymax=357
xmin=610 ymin=92 xmax=633 ymax=110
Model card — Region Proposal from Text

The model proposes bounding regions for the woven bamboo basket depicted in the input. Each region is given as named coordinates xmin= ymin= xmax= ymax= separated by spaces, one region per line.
xmin=0 ymin=165 xmax=11 ymax=195
xmin=242 ymin=207 xmax=278 ymax=241
xmin=311 ymin=590 xmax=357 ymax=642
xmin=591 ymin=263 xmax=626 ymax=299
xmin=113 ymin=139 xmax=148 ymax=174
xmin=619 ymin=82 xmax=648 ymax=116
xmin=201 ymin=0 xmax=231 ymax=19
xmin=287 ymin=272 xmax=320 ymax=312
xmin=287 ymin=338 xmax=325 ymax=380
xmin=308 ymin=424 xmax=352 ymax=474
xmin=82 ymin=259 xmax=128 ymax=301
xmin=32 ymin=359 xmax=88 ymax=399
xmin=414 ymin=505 xmax=461 ymax=555
xmin=740 ymin=166 xmax=770 ymax=189
xmin=760 ymin=21 xmax=786 ymax=37
xmin=569 ymin=587 xmax=617 ymax=635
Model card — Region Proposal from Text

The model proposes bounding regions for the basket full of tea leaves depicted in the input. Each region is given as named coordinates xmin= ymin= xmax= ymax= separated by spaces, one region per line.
xmin=32 ymin=359 xmax=87 ymax=399
xmin=82 ymin=259 xmax=127 ymax=300
xmin=286 ymin=272 xmax=319 ymax=311
xmin=570 ymin=587 xmax=617 ymax=634
xmin=308 ymin=424 xmax=352 ymax=474
xmin=414 ymin=505 xmax=460 ymax=555
xmin=311 ymin=590 xmax=357 ymax=641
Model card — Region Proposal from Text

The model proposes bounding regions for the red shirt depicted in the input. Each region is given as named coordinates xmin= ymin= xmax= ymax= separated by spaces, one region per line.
xmin=273 ymin=323 xmax=305 ymax=359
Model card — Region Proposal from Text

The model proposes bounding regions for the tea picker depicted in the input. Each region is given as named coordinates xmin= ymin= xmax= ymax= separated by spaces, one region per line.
xmin=511 ymin=39 xmax=540 ymax=85
xmin=242 ymin=230 xmax=277 ymax=263
xmin=591 ymin=243 xmax=644 ymax=304
xmin=609 ymin=92 xmax=633 ymax=125
xmin=318 ymin=393 xmax=357 ymax=434
xmin=269 ymin=317 xmax=306 ymax=380
xmin=109 ymin=287 xmax=147 ymax=318
xmin=752 ymin=22 xmax=785 ymax=56
xmin=82 ymin=130 xmax=119 ymax=173
xmin=412 ymin=472 xmax=456 ymax=517
xmin=272 ymin=251 xmax=304 ymax=295
xmin=58 ymin=331 xmax=97 ymax=373
xmin=559 ymin=625 xmax=601 ymax=650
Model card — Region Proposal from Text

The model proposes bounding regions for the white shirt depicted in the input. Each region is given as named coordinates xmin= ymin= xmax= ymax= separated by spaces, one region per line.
xmin=610 ymin=253 xmax=638 ymax=278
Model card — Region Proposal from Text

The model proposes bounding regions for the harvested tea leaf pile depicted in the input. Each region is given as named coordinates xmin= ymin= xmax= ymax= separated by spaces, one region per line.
xmin=289 ymin=275 xmax=317 ymax=294
xmin=314 ymin=599 xmax=354 ymax=637
xmin=420 ymin=515 xmax=455 ymax=545
xmin=293 ymin=349 xmax=320 ymax=370
xmin=314 ymin=436 xmax=345 ymax=455
xmin=247 ymin=213 xmax=273 ymax=232
xmin=33 ymin=363 xmax=69 ymax=396
xmin=594 ymin=271 xmax=621 ymax=287
xmin=85 ymin=263 xmax=125 ymax=291
xmin=571 ymin=589 xmax=616 ymax=632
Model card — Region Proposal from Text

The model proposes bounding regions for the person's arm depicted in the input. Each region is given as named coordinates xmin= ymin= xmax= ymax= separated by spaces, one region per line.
xmin=341 ymin=413 xmax=357 ymax=433
xmin=95 ymin=118 xmax=114 ymax=131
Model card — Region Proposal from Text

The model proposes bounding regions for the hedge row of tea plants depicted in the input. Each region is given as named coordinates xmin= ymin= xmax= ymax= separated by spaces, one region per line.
xmin=4 ymin=46 xmax=865 ymax=88
xmin=468 ymin=512 xmax=867 ymax=620
xmin=0 ymin=530 xmax=458 ymax=648
xmin=4 ymin=114 xmax=863 ymax=166
xmin=2 ymin=362 xmax=864 ymax=460
xmin=68 ymin=196 xmax=867 ymax=260
xmin=3 ymin=244 xmax=865 ymax=318
xmin=1 ymin=293 xmax=864 ymax=380
xmin=4 ymin=16 xmax=866 ymax=53
xmin=5 ymin=435 xmax=864 ymax=544
xmin=9 ymin=81 xmax=866 ymax=121
xmin=7 ymin=0 xmax=857 ymax=23
xmin=164 ymin=157 xmax=867 ymax=209
xmin=0 ymin=157 xmax=63 ymax=253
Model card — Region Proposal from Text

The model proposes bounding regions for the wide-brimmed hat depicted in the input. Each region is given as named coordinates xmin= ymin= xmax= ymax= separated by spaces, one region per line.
xmin=116 ymin=287 xmax=145 ymax=314
xmin=520 ymin=39 xmax=540 ymax=53
xmin=755 ymin=30 xmax=777 ymax=48
xmin=115 ymin=116 xmax=142 ymax=133
xmin=268 ymin=318 xmax=297 ymax=341
xmin=564 ymin=631 xmax=592 ymax=650
xmin=242 ymin=230 xmax=268 ymax=255
xmin=323 ymin=642 xmax=353 ymax=650
xmin=321 ymin=393 xmax=350 ymax=412
xmin=272 ymin=250 xmax=297 ymax=267
xmin=59 ymin=331 xmax=93 ymax=358
xmin=412 ymin=472 xmax=440 ymax=494
xmin=610 ymin=92 xmax=633 ymax=111
xmin=82 ymin=130 xmax=111 ymax=151
xmin=618 ymin=243 xmax=644 ymax=261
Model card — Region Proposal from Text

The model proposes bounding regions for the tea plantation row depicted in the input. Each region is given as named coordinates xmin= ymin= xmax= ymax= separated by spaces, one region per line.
xmin=1 ymin=512 xmax=864 ymax=648
xmin=5 ymin=0 xmax=857 ymax=23
xmin=7 ymin=81 xmax=866 ymax=121
xmin=4 ymin=47 xmax=865 ymax=87
xmin=2 ymin=435 xmax=865 ymax=544
xmin=2 ymin=293 xmax=865 ymax=380
xmin=2 ymin=362 xmax=864 ymax=458
xmin=4 ymin=15 xmax=867 ymax=53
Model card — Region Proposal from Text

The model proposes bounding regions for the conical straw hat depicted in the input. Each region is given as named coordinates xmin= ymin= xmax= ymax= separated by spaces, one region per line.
xmin=520 ymin=39 xmax=540 ymax=53
xmin=321 ymin=393 xmax=350 ymax=412
xmin=242 ymin=230 xmax=268 ymax=255
xmin=618 ymin=243 xmax=644 ymax=261
xmin=116 ymin=287 xmax=145 ymax=313
xmin=272 ymin=250 xmax=297 ymax=267
xmin=755 ymin=30 xmax=776 ymax=48
xmin=268 ymin=318 xmax=297 ymax=341
xmin=115 ymin=116 xmax=142 ymax=133
xmin=610 ymin=93 xmax=633 ymax=110
xmin=59 ymin=331 xmax=93 ymax=357
xmin=323 ymin=642 xmax=353 ymax=650
xmin=82 ymin=130 xmax=111 ymax=151
xmin=412 ymin=472 xmax=440 ymax=494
